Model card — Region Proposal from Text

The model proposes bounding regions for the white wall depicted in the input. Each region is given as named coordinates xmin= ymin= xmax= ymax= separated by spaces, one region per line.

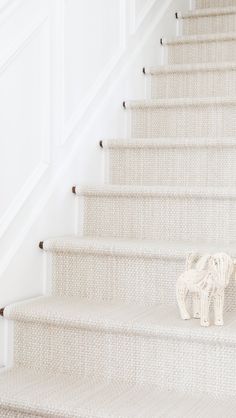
xmin=0 ymin=0 xmax=190 ymax=366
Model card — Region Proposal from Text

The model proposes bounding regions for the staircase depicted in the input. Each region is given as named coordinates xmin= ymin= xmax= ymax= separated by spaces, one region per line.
xmin=1 ymin=1 xmax=236 ymax=417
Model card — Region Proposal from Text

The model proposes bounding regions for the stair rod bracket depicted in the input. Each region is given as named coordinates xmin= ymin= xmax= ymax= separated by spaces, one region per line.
xmin=39 ymin=241 xmax=44 ymax=250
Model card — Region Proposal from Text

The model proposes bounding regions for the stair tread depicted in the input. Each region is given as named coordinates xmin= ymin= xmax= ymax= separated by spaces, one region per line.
xmin=162 ymin=31 xmax=236 ymax=45
xmin=179 ymin=5 xmax=236 ymax=19
xmin=145 ymin=61 xmax=236 ymax=74
xmin=42 ymin=236 xmax=236 ymax=258
xmin=0 ymin=367 xmax=235 ymax=418
xmin=5 ymin=296 xmax=236 ymax=343
xmin=101 ymin=137 xmax=236 ymax=149
xmin=74 ymin=183 xmax=236 ymax=198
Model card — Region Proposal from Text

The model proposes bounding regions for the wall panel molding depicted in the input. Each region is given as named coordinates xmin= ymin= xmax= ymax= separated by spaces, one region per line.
xmin=63 ymin=0 xmax=126 ymax=143
xmin=50 ymin=0 xmax=65 ymax=148
xmin=130 ymin=0 xmax=157 ymax=34
xmin=0 ymin=16 xmax=51 ymax=238
xmin=0 ymin=0 xmax=22 ymax=25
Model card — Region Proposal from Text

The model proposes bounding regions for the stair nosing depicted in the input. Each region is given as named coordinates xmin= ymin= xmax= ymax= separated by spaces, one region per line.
xmin=179 ymin=5 xmax=236 ymax=19
xmin=162 ymin=31 xmax=236 ymax=46
xmin=101 ymin=138 xmax=236 ymax=149
xmin=124 ymin=96 xmax=236 ymax=109
xmin=42 ymin=236 xmax=234 ymax=260
xmin=74 ymin=184 xmax=236 ymax=199
xmin=144 ymin=62 xmax=236 ymax=75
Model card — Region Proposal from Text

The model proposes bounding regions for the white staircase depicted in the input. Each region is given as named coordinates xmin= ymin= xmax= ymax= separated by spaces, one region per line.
xmin=1 ymin=1 xmax=236 ymax=417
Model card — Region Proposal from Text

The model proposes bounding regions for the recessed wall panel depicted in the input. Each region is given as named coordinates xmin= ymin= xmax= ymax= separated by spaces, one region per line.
xmin=64 ymin=0 xmax=121 ymax=122
xmin=0 ymin=30 xmax=46 ymax=221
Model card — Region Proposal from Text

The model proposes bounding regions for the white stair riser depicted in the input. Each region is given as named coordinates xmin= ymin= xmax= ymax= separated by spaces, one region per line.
xmin=81 ymin=194 xmax=236 ymax=242
xmin=196 ymin=0 xmax=236 ymax=8
xmin=106 ymin=146 xmax=236 ymax=187
xmin=182 ymin=14 xmax=236 ymax=36
xmin=167 ymin=40 xmax=236 ymax=64
xmin=129 ymin=104 xmax=236 ymax=137
xmin=49 ymin=251 xmax=236 ymax=310
xmin=13 ymin=321 xmax=236 ymax=398
xmin=150 ymin=69 xmax=236 ymax=99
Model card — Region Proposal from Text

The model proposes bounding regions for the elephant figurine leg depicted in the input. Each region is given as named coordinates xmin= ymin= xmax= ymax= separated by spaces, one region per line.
xmin=176 ymin=283 xmax=191 ymax=320
xmin=192 ymin=293 xmax=200 ymax=319
xmin=200 ymin=291 xmax=210 ymax=326
xmin=214 ymin=290 xmax=224 ymax=326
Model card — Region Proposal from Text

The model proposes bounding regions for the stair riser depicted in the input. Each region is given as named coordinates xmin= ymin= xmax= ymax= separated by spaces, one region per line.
xmin=167 ymin=40 xmax=236 ymax=64
xmin=182 ymin=14 xmax=236 ymax=36
xmin=130 ymin=104 xmax=236 ymax=137
xmin=49 ymin=252 xmax=236 ymax=310
xmin=13 ymin=321 xmax=236 ymax=398
xmin=106 ymin=146 xmax=236 ymax=187
xmin=196 ymin=0 xmax=236 ymax=8
xmin=81 ymin=194 xmax=236 ymax=243
xmin=50 ymin=251 xmax=183 ymax=306
xmin=150 ymin=69 xmax=236 ymax=99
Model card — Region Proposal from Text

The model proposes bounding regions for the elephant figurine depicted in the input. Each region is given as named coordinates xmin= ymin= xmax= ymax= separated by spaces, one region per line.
xmin=176 ymin=252 xmax=234 ymax=327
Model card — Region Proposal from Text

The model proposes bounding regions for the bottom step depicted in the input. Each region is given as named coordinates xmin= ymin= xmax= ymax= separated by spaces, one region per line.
xmin=0 ymin=367 xmax=235 ymax=418
xmin=4 ymin=297 xmax=236 ymax=399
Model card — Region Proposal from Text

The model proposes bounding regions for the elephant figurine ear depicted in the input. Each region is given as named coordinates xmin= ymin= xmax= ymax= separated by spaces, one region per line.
xmin=196 ymin=254 xmax=212 ymax=271
xmin=185 ymin=252 xmax=200 ymax=270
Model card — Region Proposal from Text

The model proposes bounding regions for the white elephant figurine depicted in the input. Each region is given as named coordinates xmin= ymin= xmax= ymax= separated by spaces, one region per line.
xmin=176 ymin=252 xmax=234 ymax=327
